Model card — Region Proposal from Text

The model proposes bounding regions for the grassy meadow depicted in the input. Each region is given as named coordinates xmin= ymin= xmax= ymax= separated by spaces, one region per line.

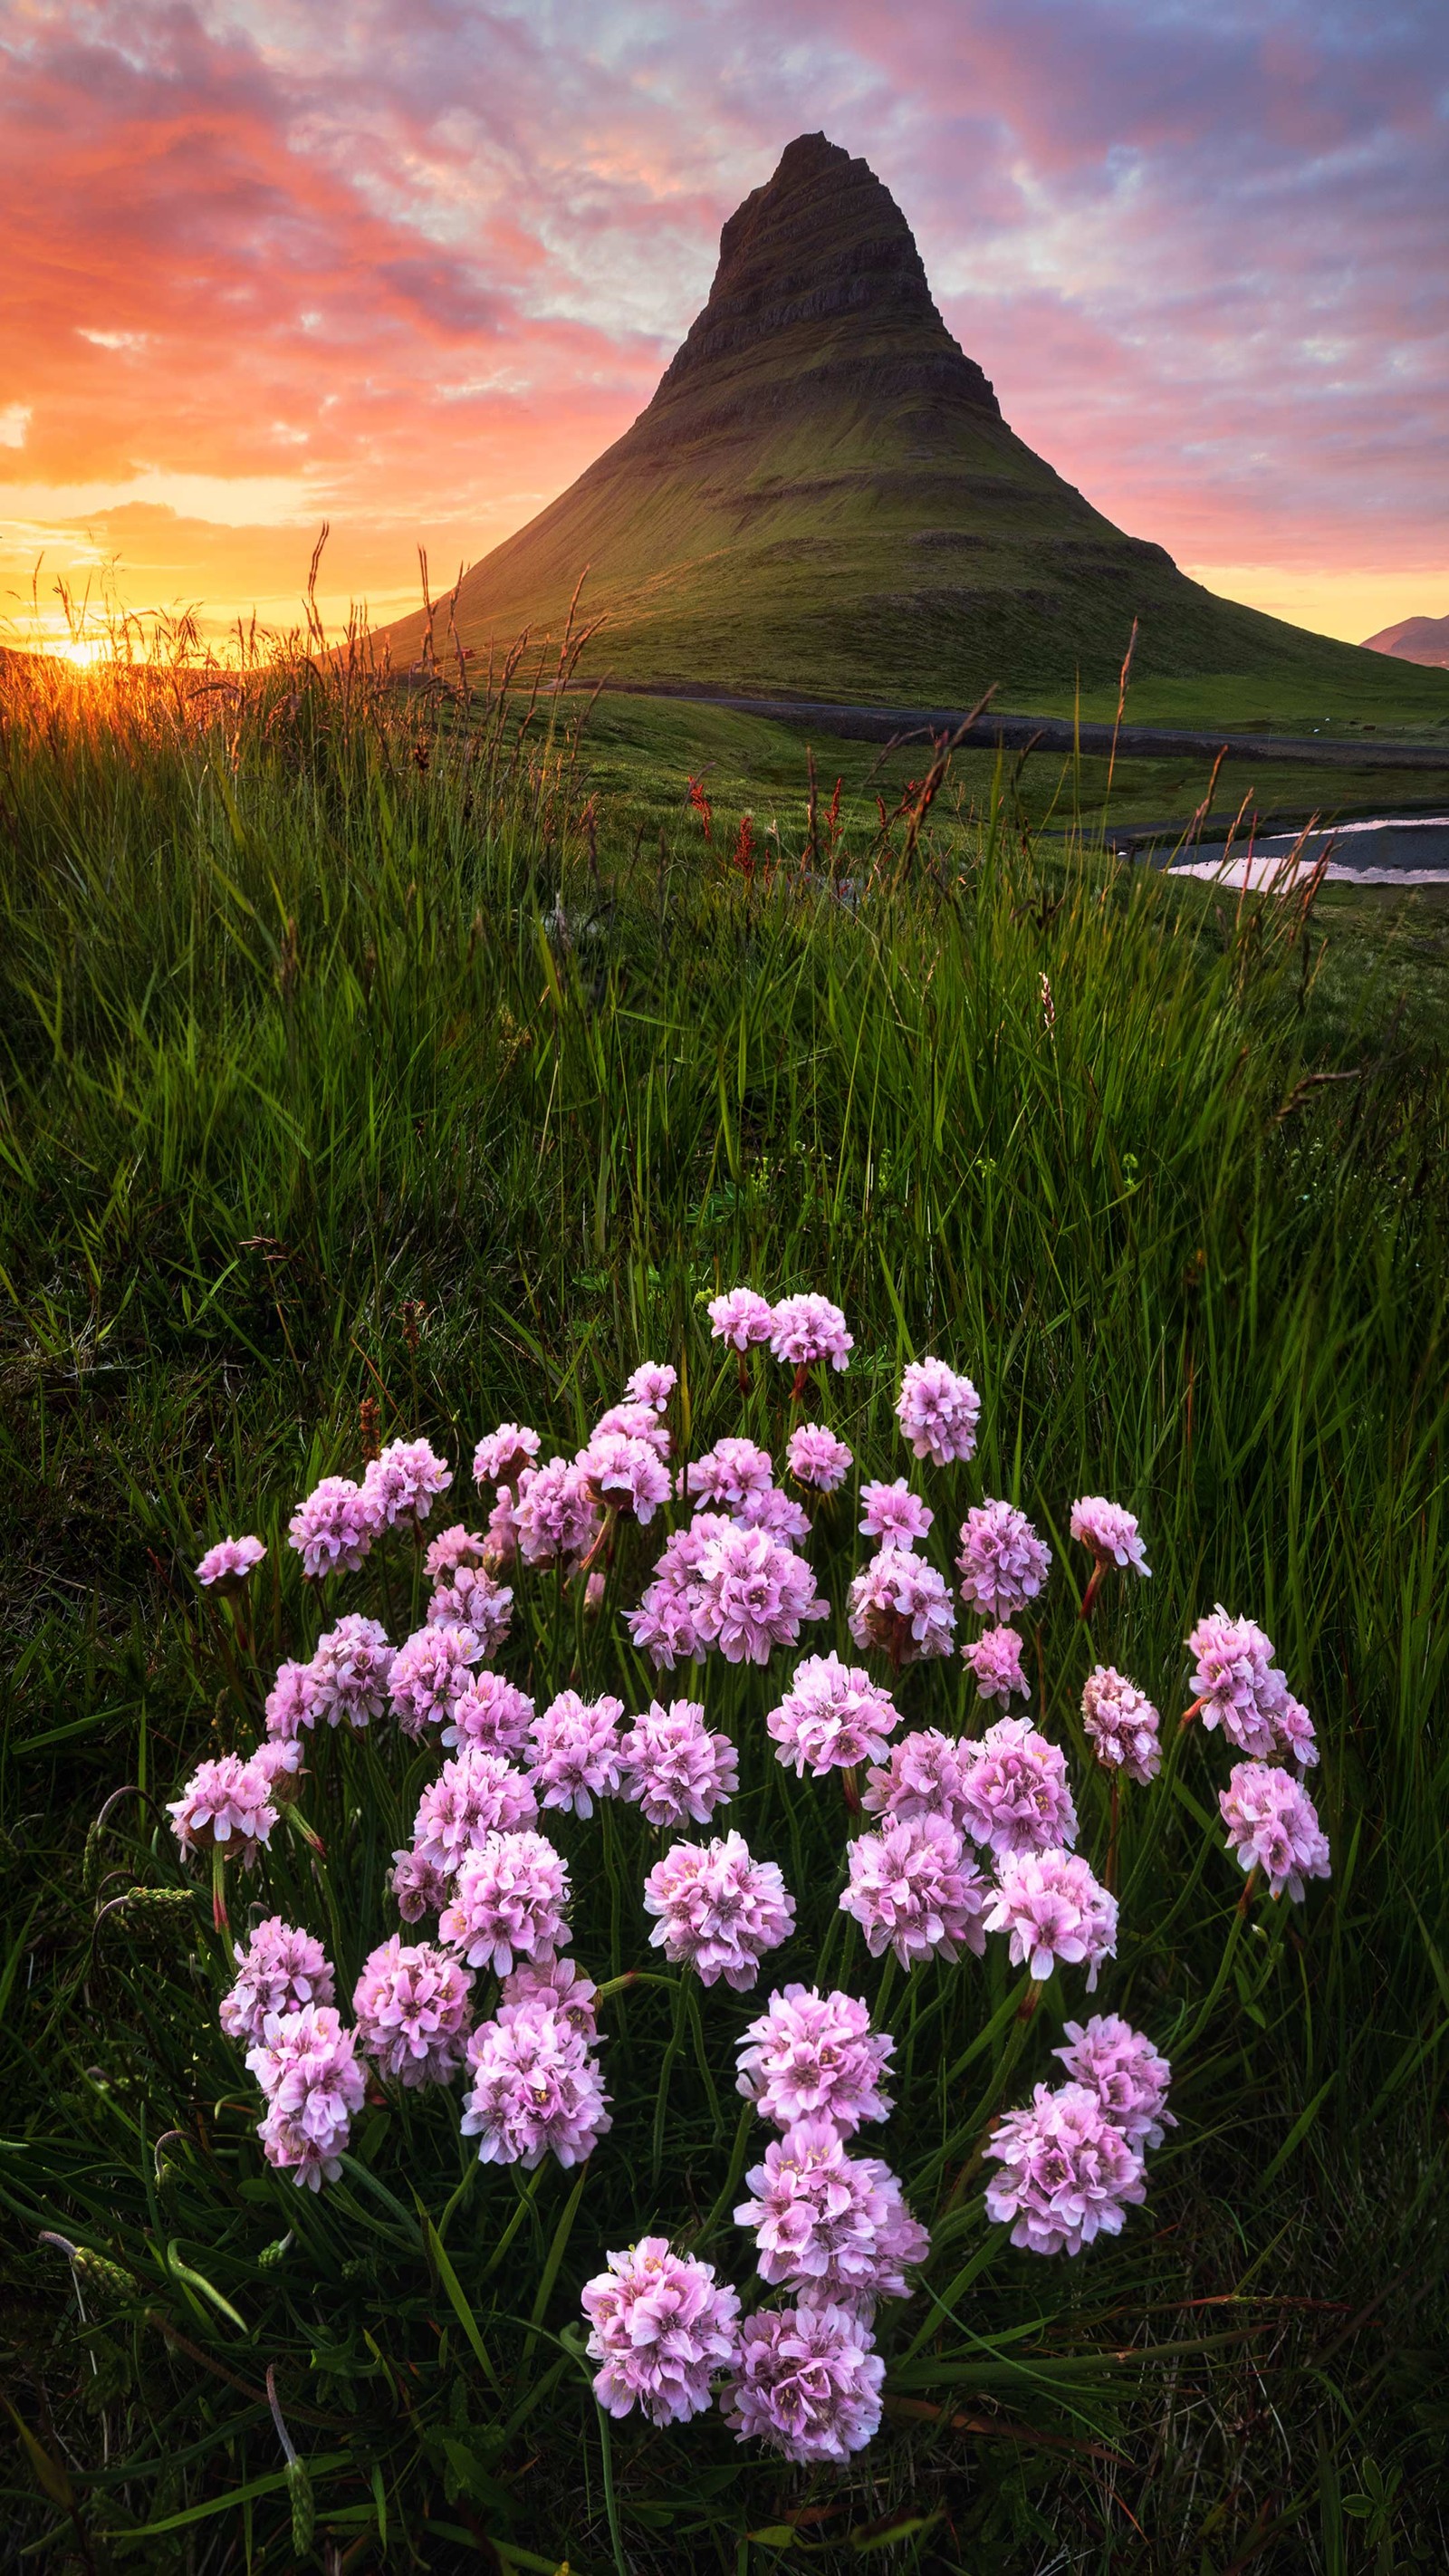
xmin=2 ymin=642 xmax=1447 ymax=2573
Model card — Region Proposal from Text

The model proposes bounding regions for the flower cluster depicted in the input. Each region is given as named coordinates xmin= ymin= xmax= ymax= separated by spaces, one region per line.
xmin=859 ymin=1479 xmax=933 ymax=1548
xmin=581 ymin=2241 xmax=741 ymax=2426
xmin=629 ymin=1514 xmax=827 ymax=1671
xmin=527 ymin=1692 xmax=625 ymax=1819
xmin=962 ymin=1623 xmax=1032 ymax=1706
xmin=245 ymin=2004 xmax=365 ymax=2190
xmin=362 ymin=1437 xmax=452 ymax=1529
xmin=786 ymin=1424 xmax=852 ymax=1491
xmin=766 ymin=1653 xmax=899 ymax=1777
xmin=411 ymin=1748 xmax=538 ymax=1874
xmin=426 ymin=1563 xmax=513 ymax=1654
xmin=720 ymin=2302 xmax=884 ymax=2463
xmin=895 ymin=1358 xmax=980 ymax=1466
xmin=388 ymin=1622 xmax=483 ymax=1738
xmin=168 ymin=1754 xmax=278 ymax=1866
xmin=860 ymin=1728 xmax=974 ymax=1833
xmin=736 ymin=2118 xmax=929 ymax=2306
xmin=841 ymin=1813 xmax=988 ymax=1968
xmin=1070 ymin=1495 xmax=1151 ymax=1581
xmin=956 ymin=1500 xmax=1051 ymax=1624
xmin=472 ymin=1423 xmax=540 ymax=1489
xmin=957 ymin=1716 xmax=1078 ymax=1859
xmin=618 ymin=1700 xmax=738 ymax=1829
xmin=984 ymin=1849 xmax=1118 ymax=1990
xmin=352 ymin=1937 xmax=474 ymax=2087
xmin=443 ymin=1671 xmax=534 ymax=1757
xmin=307 ymin=1615 xmax=396 ymax=1729
xmin=1081 ymin=1666 xmax=1161 ymax=1783
xmin=736 ymin=1987 xmax=895 ymax=2135
xmin=195 ymin=1534 xmax=265 ymax=1591
xmin=847 ymin=1544 xmax=955 ymax=1666
xmin=984 ymin=2081 xmax=1147 ymax=2255
xmin=288 ymin=1475 xmax=379 ymax=1579
xmin=768 ymin=1293 xmax=853 ymax=1375
xmin=1220 ymin=1763 xmax=1331 ymax=1901
xmin=438 ymin=1830 xmax=572 ymax=1975
xmin=643 ymin=1833 xmax=795 ymax=1990
xmin=1186 ymin=1610 xmax=1319 ymax=1766
xmin=220 ymin=1918 xmax=334 ymax=2044
xmin=462 ymin=1989 xmax=610 ymax=2168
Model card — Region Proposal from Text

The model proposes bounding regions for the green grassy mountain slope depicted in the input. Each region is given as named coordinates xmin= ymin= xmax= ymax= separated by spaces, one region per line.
xmin=390 ymin=134 xmax=1449 ymax=730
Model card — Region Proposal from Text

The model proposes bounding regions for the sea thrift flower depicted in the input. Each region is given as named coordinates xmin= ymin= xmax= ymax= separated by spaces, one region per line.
xmin=737 ymin=2119 xmax=929 ymax=2304
xmin=472 ymin=1423 xmax=540 ymax=1488
xmin=443 ymin=1671 xmax=534 ymax=1757
xmin=984 ymin=1849 xmax=1118 ymax=1990
xmin=426 ymin=1563 xmax=513 ymax=1653
xmin=860 ymin=1729 xmax=974 ymax=1834
xmin=627 ymin=1568 xmax=705 ymax=1671
xmin=513 ymin=1456 xmax=601 ymax=1568
xmin=352 ymin=1937 xmax=474 ymax=2087
xmin=769 ymin=1293 xmax=853 ymax=1375
xmin=168 ymin=1754 xmax=277 ymax=1865
xmin=859 ymin=1479 xmax=934 ymax=1548
xmin=847 ymin=1544 xmax=955 ymax=1665
xmin=766 ymin=1652 xmax=900 ymax=1777
xmin=643 ymin=1832 xmax=795 ymax=1991
xmin=250 ymin=1737 xmax=303 ymax=1804
xmin=1220 ymin=1763 xmax=1331 ymax=1901
xmin=962 ymin=1624 xmax=1032 ymax=1706
xmin=389 ymin=1844 xmax=452 ymax=1924
xmin=1053 ymin=2015 xmax=1176 ymax=2149
xmin=264 ymin=1659 xmax=317 ymax=1741
xmin=483 ymin=1478 xmax=523 ymax=1566
xmin=786 ymin=1424 xmax=852 ymax=1491
xmin=527 ymin=1691 xmax=625 ymax=1819
xmin=840 ymin=1813 xmax=988 ymax=1969
xmin=690 ymin=1521 xmax=828 ymax=1666
xmin=1271 ymin=1690 xmax=1319 ymax=1770
xmin=424 ymin=1523 xmax=490 ymax=1581
xmin=734 ymin=1486 xmax=811 ymax=1543
xmin=220 ymin=1917 xmax=334 ymax=2045
xmin=247 ymin=2004 xmax=364 ymax=2191
xmin=680 ymin=1437 xmax=773 ymax=1509
xmin=1070 ymin=1497 xmax=1151 ymax=1580
xmin=307 ymin=1614 xmax=395 ymax=1730
xmin=1185 ymin=1610 xmax=1317 ymax=1764
xmin=388 ymin=1622 xmax=482 ymax=1739
xmin=579 ymin=1430 xmax=671 ymax=1525
xmin=581 ymin=2240 xmax=740 ymax=2427
xmin=439 ymin=1831 xmax=571 ymax=1975
xmin=956 ymin=1500 xmax=1051 ymax=1623
xmin=896 ymin=1358 xmax=981 ymax=1466
xmin=591 ymin=1399 xmax=672 ymax=1462
xmin=362 ymin=1436 xmax=452 ymax=1529
xmin=461 ymin=1997 xmax=609 ymax=2167
xmin=707 ymin=1287 xmax=775 ymax=1352
xmin=958 ymin=1716 xmax=1077 ymax=1859
xmin=736 ymin=1987 xmax=895 ymax=2135
xmin=625 ymin=1361 xmax=677 ymax=1412
xmin=619 ymin=1700 xmax=739 ymax=1829
xmin=412 ymin=1749 xmax=538 ymax=1874
xmin=195 ymin=1535 xmax=265 ymax=1592
xmin=501 ymin=1954 xmax=599 ymax=2041
xmin=287 ymin=1475 xmax=379 ymax=1579
xmin=1081 ymin=1667 xmax=1162 ymax=1783
xmin=984 ymin=2081 xmax=1147 ymax=2254
xmin=721 ymin=2302 xmax=884 ymax=2464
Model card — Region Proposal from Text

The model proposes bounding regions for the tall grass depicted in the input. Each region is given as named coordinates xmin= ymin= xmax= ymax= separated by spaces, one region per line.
xmin=1 ymin=651 xmax=1446 ymax=2571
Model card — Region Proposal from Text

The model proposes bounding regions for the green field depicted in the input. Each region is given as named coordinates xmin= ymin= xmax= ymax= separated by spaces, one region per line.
xmin=2 ymin=650 xmax=1447 ymax=2571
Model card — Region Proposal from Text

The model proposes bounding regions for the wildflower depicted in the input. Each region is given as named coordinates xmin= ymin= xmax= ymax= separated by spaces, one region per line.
xmin=352 ymin=1937 xmax=474 ymax=2088
xmin=439 ymin=1831 xmax=571 ymax=1975
xmin=958 ymin=1716 xmax=1076 ymax=1856
xmin=766 ymin=1652 xmax=899 ymax=1778
xmin=484 ymin=1478 xmax=523 ymax=1566
xmin=388 ymin=1622 xmax=483 ymax=1738
xmin=426 ymin=1563 xmax=513 ymax=1654
xmin=527 ymin=1691 xmax=625 ymax=1819
xmin=579 ymin=1430 xmax=671 ymax=1525
xmin=706 ymin=1287 xmax=775 ymax=1352
xmin=306 ymin=1615 xmax=395 ymax=1730
xmin=859 ymin=1479 xmax=933 ymax=1549
xmin=847 ymin=1544 xmax=955 ymax=1666
xmin=956 ymin=1501 xmax=1051 ymax=1624
xmin=643 ymin=1832 xmax=795 ymax=1991
xmin=389 ymin=1843 xmax=452 ymax=1923
xmin=680 ymin=1437 xmax=773 ymax=1509
xmin=689 ymin=1520 xmax=829 ymax=1666
xmin=195 ymin=1535 xmax=265 ymax=1592
xmin=736 ymin=1987 xmax=895 ymax=2135
xmin=734 ymin=1485 xmax=812 ymax=1543
xmin=412 ymin=1749 xmax=539 ymax=1874
xmin=786 ymin=1424 xmax=852 ymax=1492
xmin=896 ymin=1359 xmax=981 ymax=1466
xmin=720 ymin=2302 xmax=884 ymax=2463
xmin=1053 ymin=2015 xmax=1175 ymax=2150
xmin=513 ymin=1456 xmax=601 ymax=1569
xmin=840 ymin=1813 xmax=988 ymax=1970
xmin=984 ymin=2081 xmax=1147 ymax=2254
xmin=168 ymin=1754 xmax=277 ymax=1865
xmin=1219 ymin=1763 xmax=1330 ymax=1901
xmin=460 ymin=1995 xmax=610 ymax=2167
xmin=250 ymin=1737 xmax=303 ymax=1805
xmin=625 ymin=1362 xmax=677 ymax=1413
xmin=962 ymin=1625 xmax=1032 ymax=1706
xmin=860 ymin=1729 xmax=974 ymax=1834
xmin=591 ymin=1399 xmax=672 ymax=1462
xmin=264 ymin=1659 xmax=317 ymax=1741
xmin=1070 ymin=1496 xmax=1150 ymax=1617
xmin=768 ymin=1293 xmax=853 ymax=1377
xmin=619 ymin=1700 xmax=739 ymax=1829
xmin=984 ymin=1849 xmax=1118 ymax=1990
xmin=1185 ymin=1610 xmax=1318 ymax=1765
xmin=1081 ymin=1667 xmax=1161 ymax=1783
xmin=287 ymin=1474 xmax=379 ymax=1579
xmin=582 ymin=2240 xmax=741 ymax=2427
xmin=443 ymin=1671 xmax=534 ymax=1757
xmin=361 ymin=1437 xmax=452 ymax=1529
xmin=219 ymin=1918 xmax=334 ymax=2045
xmin=424 ymin=1523 xmax=490 ymax=1581
xmin=247 ymin=2004 xmax=365 ymax=2191
xmin=472 ymin=1423 xmax=540 ymax=1488
xmin=737 ymin=2119 xmax=929 ymax=2306
xmin=501 ymin=1954 xmax=599 ymax=2042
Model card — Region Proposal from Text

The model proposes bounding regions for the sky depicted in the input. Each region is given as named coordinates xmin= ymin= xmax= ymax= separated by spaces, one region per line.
xmin=1 ymin=0 xmax=1445 ymax=659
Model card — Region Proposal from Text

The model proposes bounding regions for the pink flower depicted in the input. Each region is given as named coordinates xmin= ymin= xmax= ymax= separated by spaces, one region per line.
xmin=581 ymin=2240 xmax=741 ymax=2426
xmin=691 ymin=1520 xmax=829 ymax=1666
xmin=461 ymin=1996 xmax=610 ymax=2168
xmin=528 ymin=1691 xmax=625 ymax=1819
xmin=737 ymin=2119 xmax=929 ymax=2306
xmin=619 ymin=1700 xmax=739 ymax=1829
xmin=1070 ymin=1496 xmax=1151 ymax=1579
xmin=736 ymin=1986 xmax=895 ymax=2135
xmin=733 ymin=1486 xmax=811 ymax=1543
xmin=579 ymin=1430 xmax=671 ymax=1525
xmin=352 ymin=1936 xmax=474 ymax=2087
xmin=847 ymin=1545 xmax=955 ymax=1665
xmin=680 ymin=1437 xmax=774 ymax=1509
xmin=361 ymin=1437 xmax=452 ymax=1529
xmin=247 ymin=2004 xmax=365 ymax=2192
xmin=412 ymin=1748 xmax=539 ymax=1873
xmin=501 ymin=1954 xmax=599 ymax=2042
xmin=1053 ymin=2015 xmax=1176 ymax=2150
xmin=956 ymin=1501 xmax=1051 ymax=1623
xmin=196 ymin=1535 xmax=265 ymax=1592
xmin=984 ymin=1849 xmax=1118 ymax=1990
xmin=627 ymin=1570 xmax=705 ymax=1672
xmin=840 ymin=1813 xmax=988 ymax=1969
xmin=250 ymin=1737 xmax=303 ymax=1805
xmin=707 ymin=1287 xmax=775 ymax=1351
xmin=625 ymin=1361 xmax=677 ymax=1412
xmin=484 ymin=1479 xmax=523 ymax=1566
xmin=768 ymin=1293 xmax=853 ymax=1374
xmin=471 ymin=1422 xmax=541 ymax=1488
xmin=957 ymin=1716 xmax=1078 ymax=1859
xmin=439 ymin=1831 xmax=571 ymax=1975
xmin=443 ymin=1671 xmax=535 ymax=1758
xmin=426 ymin=1563 xmax=513 ymax=1654
xmin=287 ymin=1474 xmax=380 ymax=1579
xmin=591 ymin=1399 xmax=672 ymax=1462
xmin=264 ymin=1659 xmax=317 ymax=1741
xmin=767 ymin=1652 xmax=900 ymax=1778
xmin=1271 ymin=1691 xmax=1319 ymax=1770
xmin=168 ymin=1754 xmax=277 ymax=1865
xmin=307 ymin=1615 xmax=395 ymax=1730
xmin=220 ymin=1917 xmax=334 ymax=2045
xmin=860 ymin=1729 xmax=974 ymax=1835
xmin=1185 ymin=1610 xmax=1318 ymax=1765
xmin=984 ymin=2081 xmax=1147 ymax=2255
xmin=1219 ymin=1763 xmax=1330 ymax=1901
xmin=388 ymin=1622 xmax=483 ymax=1739
xmin=896 ymin=1359 xmax=981 ymax=1466
xmin=643 ymin=1832 xmax=795 ymax=1991
xmin=423 ymin=1523 xmax=490 ymax=1581
xmin=859 ymin=1480 xmax=934 ymax=1548
xmin=513 ymin=1456 xmax=601 ymax=1568
xmin=389 ymin=1844 xmax=452 ymax=1923
xmin=720 ymin=2302 xmax=884 ymax=2464
xmin=1081 ymin=1667 xmax=1161 ymax=1783
xmin=962 ymin=1625 xmax=1032 ymax=1707
xmin=786 ymin=1425 xmax=852 ymax=1492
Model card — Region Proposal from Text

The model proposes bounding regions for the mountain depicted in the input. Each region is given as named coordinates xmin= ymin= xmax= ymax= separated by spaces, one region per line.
xmin=388 ymin=134 xmax=1449 ymax=723
xmin=1362 ymin=614 xmax=1449 ymax=669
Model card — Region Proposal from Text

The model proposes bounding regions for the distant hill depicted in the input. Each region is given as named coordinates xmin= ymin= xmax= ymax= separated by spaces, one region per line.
xmin=1362 ymin=614 xmax=1449 ymax=669
xmin=385 ymin=134 xmax=1449 ymax=726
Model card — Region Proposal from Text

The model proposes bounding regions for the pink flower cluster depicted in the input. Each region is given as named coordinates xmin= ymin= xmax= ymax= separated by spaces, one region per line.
xmin=736 ymin=2119 xmax=928 ymax=2308
xmin=681 ymin=1437 xmax=773 ymax=1508
xmin=426 ymin=1564 xmax=513 ymax=1654
xmin=438 ymin=1830 xmax=571 ymax=1975
xmin=720 ymin=2302 xmax=884 ymax=2464
xmin=388 ymin=1622 xmax=482 ymax=1738
xmin=706 ymin=1287 xmax=775 ymax=1351
xmin=352 ymin=1937 xmax=473 ymax=2087
xmin=956 ymin=1500 xmax=1051 ymax=1623
xmin=618 ymin=1700 xmax=738 ymax=1829
xmin=527 ymin=1692 xmax=624 ymax=1819
xmin=288 ymin=1475 xmax=379 ymax=1579
xmin=957 ymin=1716 xmax=1079 ymax=1859
xmin=168 ymin=1754 xmax=278 ymax=1865
xmin=1186 ymin=1610 xmax=1318 ymax=1765
xmin=461 ymin=1987 xmax=609 ymax=2168
xmin=443 ymin=1671 xmax=534 ymax=1757
xmin=768 ymin=1293 xmax=853 ymax=1374
xmin=513 ymin=1456 xmax=601 ymax=1569
xmin=472 ymin=1423 xmax=540 ymax=1488
xmin=962 ymin=1624 xmax=1032 ymax=1706
xmin=861 ymin=1729 xmax=974 ymax=1834
xmin=307 ymin=1615 xmax=396 ymax=1729
xmin=1220 ymin=1762 xmax=1331 ymax=1901
xmin=195 ymin=1534 xmax=265 ymax=1591
xmin=840 ymin=1813 xmax=988 ymax=1969
xmin=736 ymin=1987 xmax=895 ymax=2135
xmin=1081 ymin=1666 xmax=1162 ymax=1783
xmin=786 ymin=1424 xmax=852 ymax=1491
xmin=983 ymin=1849 xmax=1118 ymax=1990
xmin=859 ymin=1479 xmax=933 ymax=1548
xmin=643 ymin=1833 xmax=795 ymax=1990
xmin=1070 ymin=1496 xmax=1151 ymax=1579
xmin=220 ymin=1917 xmax=334 ymax=2044
xmin=246 ymin=2003 xmax=365 ymax=2190
xmin=362 ymin=1437 xmax=452 ymax=1529
xmin=895 ymin=1358 xmax=981 ymax=1466
xmin=984 ymin=2081 xmax=1147 ymax=2255
xmin=580 ymin=1430 xmax=671 ymax=1524
xmin=582 ymin=2240 xmax=740 ymax=2426
xmin=629 ymin=1514 xmax=827 ymax=1670
xmin=411 ymin=1748 xmax=538 ymax=1874
xmin=767 ymin=1653 xmax=900 ymax=1777
xmin=1053 ymin=2014 xmax=1175 ymax=2150
xmin=625 ymin=1361 xmax=677 ymax=1411
xmin=847 ymin=1544 xmax=955 ymax=1666
xmin=424 ymin=1523 xmax=489 ymax=1580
